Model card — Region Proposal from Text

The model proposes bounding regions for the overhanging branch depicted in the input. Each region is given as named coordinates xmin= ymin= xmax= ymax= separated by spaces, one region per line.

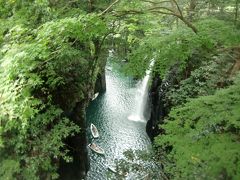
xmin=148 ymin=6 xmax=175 ymax=13
xmin=141 ymin=0 xmax=171 ymax=5
xmin=171 ymin=0 xmax=183 ymax=16
xmin=99 ymin=0 xmax=120 ymax=16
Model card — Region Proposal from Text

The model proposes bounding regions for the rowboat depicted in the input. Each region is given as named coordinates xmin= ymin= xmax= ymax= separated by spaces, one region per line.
xmin=106 ymin=67 xmax=112 ymax=71
xmin=88 ymin=143 xmax=104 ymax=155
xmin=107 ymin=166 xmax=117 ymax=174
xmin=91 ymin=92 xmax=99 ymax=101
xmin=107 ymin=166 xmax=128 ymax=177
xmin=90 ymin=123 xmax=99 ymax=138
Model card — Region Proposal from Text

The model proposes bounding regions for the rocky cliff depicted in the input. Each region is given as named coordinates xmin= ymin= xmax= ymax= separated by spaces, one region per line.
xmin=58 ymin=69 xmax=106 ymax=179
xmin=146 ymin=66 xmax=182 ymax=141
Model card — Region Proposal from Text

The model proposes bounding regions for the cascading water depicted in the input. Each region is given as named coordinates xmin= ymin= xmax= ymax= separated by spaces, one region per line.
xmin=128 ymin=60 xmax=155 ymax=122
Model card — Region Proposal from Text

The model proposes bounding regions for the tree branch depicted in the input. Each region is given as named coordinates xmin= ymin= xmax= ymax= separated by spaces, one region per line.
xmin=150 ymin=10 xmax=176 ymax=16
xmin=112 ymin=10 xmax=144 ymax=17
xmin=171 ymin=0 xmax=183 ymax=16
xmin=148 ymin=6 xmax=175 ymax=13
xmin=106 ymin=1 xmax=198 ymax=34
xmin=99 ymin=0 xmax=120 ymax=16
xmin=141 ymin=0 xmax=171 ymax=5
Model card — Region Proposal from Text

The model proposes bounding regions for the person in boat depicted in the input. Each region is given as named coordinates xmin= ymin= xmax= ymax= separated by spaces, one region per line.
xmin=90 ymin=143 xmax=101 ymax=152
xmin=92 ymin=127 xmax=97 ymax=134
xmin=90 ymin=143 xmax=96 ymax=148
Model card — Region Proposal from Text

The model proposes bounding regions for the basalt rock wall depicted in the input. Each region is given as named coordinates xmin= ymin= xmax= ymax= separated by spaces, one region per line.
xmin=58 ymin=67 xmax=107 ymax=179
xmin=146 ymin=66 xmax=181 ymax=141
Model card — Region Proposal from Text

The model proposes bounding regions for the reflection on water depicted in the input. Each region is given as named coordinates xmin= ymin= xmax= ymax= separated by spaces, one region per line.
xmin=86 ymin=62 xmax=151 ymax=179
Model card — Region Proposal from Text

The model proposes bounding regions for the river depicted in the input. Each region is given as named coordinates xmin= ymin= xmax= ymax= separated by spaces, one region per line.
xmin=86 ymin=61 xmax=151 ymax=179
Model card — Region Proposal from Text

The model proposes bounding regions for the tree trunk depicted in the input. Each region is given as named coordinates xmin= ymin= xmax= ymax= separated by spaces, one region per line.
xmin=235 ymin=0 xmax=239 ymax=25
xmin=207 ymin=2 xmax=211 ymax=15
xmin=188 ymin=0 xmax=197 ymax=21
xmin=178 ymin=16 xmax=198 ymax=34
xmin=176 ymin=17 xmax=179 ymax=28
xmin=220 ymin=3 xmax=225 ymax=14
xmin=88 ymin=0 xmax=94 ymax=12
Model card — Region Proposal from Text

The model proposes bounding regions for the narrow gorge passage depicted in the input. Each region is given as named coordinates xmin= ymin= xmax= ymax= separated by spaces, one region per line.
xmin=86 ymin=61 xmax=151 ymax=179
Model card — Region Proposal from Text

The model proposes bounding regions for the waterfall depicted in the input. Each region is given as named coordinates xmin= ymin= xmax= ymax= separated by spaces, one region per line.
xmin=128 ymin=60 xmax=154 ymax=122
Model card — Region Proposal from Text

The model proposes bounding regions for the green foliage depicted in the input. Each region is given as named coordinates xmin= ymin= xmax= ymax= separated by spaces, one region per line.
xmin=0 ymin=14 xmax=107 ymax=179
xmin=109 ymin=149 xmax=165 ymax=180
xmin=197 ymin=18 xmax=240 ymax=47
xmin=153 ymin=28 xmax=203 ymax=77
xmin=0 ymin=159 xmax=20 ymax=180
xmin=166 ymin=52 xmax=235 ymax=107
xmin=0 ymin=0 xmax=239 ymax=179
xmin=150 ymin=18 xmax=240 ymax=180
xmin=106 ymin=5 xmax=240 ymax=179
xmin=0 ymin=0 xmax=53 ymax=27
xmin=155 ymin=74 xmax=240 ymax=179
xmin=124 ymin=18 xmax=239 ymax=78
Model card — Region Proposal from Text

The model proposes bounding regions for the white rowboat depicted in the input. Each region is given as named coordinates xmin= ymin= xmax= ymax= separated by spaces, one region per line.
xmin=90 ymin=123 xmax=99 ymax=138
xmin=91 ymin=92 xmax=99 ymax=101
xmin=88 ymin=143 xmax=104 ymax=155
xmin=107 ymin=166 xmax=128 ymax=177
xmin=107 ymin=166 xmax=117 ymax=173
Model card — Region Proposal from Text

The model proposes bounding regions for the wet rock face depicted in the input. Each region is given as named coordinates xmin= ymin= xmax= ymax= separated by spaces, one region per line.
xmin=146 ymin=75 xmax=162 ymax=140
xmin=94 ymin=71 xmax=106 ymax=93
xmin=147 ymin=65 xmax=181 ymax=141
xmin=58 ymin=70 xmax=107 ymax=179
